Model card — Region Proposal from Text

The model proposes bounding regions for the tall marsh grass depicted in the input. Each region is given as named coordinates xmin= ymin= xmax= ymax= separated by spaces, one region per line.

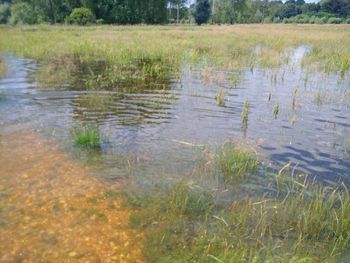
xmin=1 ymin=25 xmax=350 ymax=90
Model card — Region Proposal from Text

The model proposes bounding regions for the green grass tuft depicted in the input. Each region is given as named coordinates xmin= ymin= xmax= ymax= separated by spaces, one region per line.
xmin=71 ymin=124 xmax=102 ymax=149
xmin=215 ymin=142 xmax=258 ymax=184
xmin=214 ymin=88 xmax=226 ymax=107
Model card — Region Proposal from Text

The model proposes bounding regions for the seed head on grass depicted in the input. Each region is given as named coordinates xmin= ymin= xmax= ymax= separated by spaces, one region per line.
xmin=71 ymin=124 xmax=102 ymax=149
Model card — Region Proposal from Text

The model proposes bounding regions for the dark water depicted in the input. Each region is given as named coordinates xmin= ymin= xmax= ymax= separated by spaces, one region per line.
xmin=1 ymin=47 xmax=350 ymax=184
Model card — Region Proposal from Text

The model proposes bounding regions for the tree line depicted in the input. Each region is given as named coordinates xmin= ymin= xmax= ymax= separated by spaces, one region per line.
xmin=0 ymin=0 xmax=349 ymax=25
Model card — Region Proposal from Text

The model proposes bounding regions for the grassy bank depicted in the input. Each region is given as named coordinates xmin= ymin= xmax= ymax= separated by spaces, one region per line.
xmin=125 ymin=143 xmax=350 ymax=262
xmin=0 ymin=25 xmax=349 ymax=90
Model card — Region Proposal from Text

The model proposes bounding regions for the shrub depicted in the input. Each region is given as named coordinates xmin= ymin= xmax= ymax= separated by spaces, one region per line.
xmin=263 ymin=16 xmax=273 ymax=23
xmin=328 ymin=17 xmax=342 ymax=24
xmin=273 ymin=17 xmax=282 ymax=23
xmin=9 ymin=2 xmax=37 ymax=25
xmin=317 ymin=16 xmax=328 ymax=24
xmin=96 ymin=18 xmax=104 ymax=25
xmin=346 ymin=18 xmax=350 ymax=24
xmin=309 ymin=16 xmax=317 ymax=24
xmin=0 ymin=3 xmax=10 ymax=24
xmin=66 ymin=8 xmax=95 ymax=25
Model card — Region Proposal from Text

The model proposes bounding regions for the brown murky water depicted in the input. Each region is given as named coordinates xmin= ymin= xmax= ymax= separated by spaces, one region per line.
xmin=0 ymin=126 xmax=143 ymax=262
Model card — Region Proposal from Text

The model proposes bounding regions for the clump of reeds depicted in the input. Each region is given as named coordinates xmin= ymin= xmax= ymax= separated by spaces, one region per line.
xmin=241 ymin=99 xmax=250 ymax=131
xmin=274 ymin=103 xmax=279 ymax=118
xmin=214 ymin=88 xmax=226 ymax=106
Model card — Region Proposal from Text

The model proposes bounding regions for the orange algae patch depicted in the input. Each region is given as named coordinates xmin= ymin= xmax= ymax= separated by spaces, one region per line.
xmin=0 ymin=127 xmax=143 ymax=262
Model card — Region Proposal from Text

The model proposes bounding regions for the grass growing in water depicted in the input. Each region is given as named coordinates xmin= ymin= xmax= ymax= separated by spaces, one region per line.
xmin=71 ymin=124 xmax=102 ymax=149
xmin=0 ymin=58 xmax=6 ymax=77
xmin=127 ymin=152 xmax=350 ymax=262
xmin=214 ymin=88 xmax=226 ymax=106
xmin=241 ymin=99 xmax=250 ymax=131
xmin=274 ymin=103 xmax=279 ymax=118
xmin=215 ymin=142 xmax=258 ymax=184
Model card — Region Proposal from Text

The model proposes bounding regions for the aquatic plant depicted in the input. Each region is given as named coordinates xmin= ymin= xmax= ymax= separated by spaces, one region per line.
xmin=292 ymin=86 xmax=298 ymax=111
xmin=71 ymin=124 xmax=102 ymax=148
xmin=314 ymin=91 xmax=326 ymax=106
xmin=241 ymin=99 xmax=250 ymax=131
xmin=273 ymin=103 xmax=279 ymax=118
xmin=214 ymin=88 xmax=226 ymax=106
xmin=290 ymin=115 xmax=297 ymax=125
xmin=127 ymin=162 xmax=350 ymax=262
xmin=215 ymin=142 xmax=258 ymax=184
xmin=0 ymin=58 xmax=6 ymax=77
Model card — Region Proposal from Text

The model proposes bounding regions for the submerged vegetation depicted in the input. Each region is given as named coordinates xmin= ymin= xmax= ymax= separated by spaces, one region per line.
xmin=127 ymin=143 xmax=350 ymax=262
xmin=71 ymin=124 xmax=102 ymax=148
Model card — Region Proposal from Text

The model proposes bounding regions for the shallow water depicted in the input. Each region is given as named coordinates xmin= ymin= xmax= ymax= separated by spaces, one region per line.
xmin=0 ymin=126 xmax=143 ymax=262
xmin=0 ymin=47 xmax=350 ymax=186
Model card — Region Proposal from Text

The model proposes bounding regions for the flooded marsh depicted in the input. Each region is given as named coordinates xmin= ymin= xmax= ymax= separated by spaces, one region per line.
xmin=0 ymin=25 xmax=350 ymax=261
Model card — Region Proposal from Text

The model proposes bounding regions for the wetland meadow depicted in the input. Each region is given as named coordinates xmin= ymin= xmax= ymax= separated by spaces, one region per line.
xmin=0 ymin=24 xmax=350 ymax=262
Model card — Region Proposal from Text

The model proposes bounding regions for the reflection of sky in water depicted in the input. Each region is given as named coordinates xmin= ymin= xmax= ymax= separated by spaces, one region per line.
xmin=0 ymin=47 xmax=349 ymax=183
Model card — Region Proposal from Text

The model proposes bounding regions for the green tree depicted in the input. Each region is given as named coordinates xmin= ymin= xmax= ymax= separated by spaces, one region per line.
xmin=0 ymin=3 xmax=10 ymax=23
xmin=9 ymin=2 xmax=37 ymax=24
xmin=67 ymin=7 xmax=95 ymax=24
xmin=193 ymin=0 xmax=211 ymax=25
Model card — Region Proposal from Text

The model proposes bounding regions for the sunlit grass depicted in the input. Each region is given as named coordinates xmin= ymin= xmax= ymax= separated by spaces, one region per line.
xmin=0 ymin=25 xmax=350 ymax=90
